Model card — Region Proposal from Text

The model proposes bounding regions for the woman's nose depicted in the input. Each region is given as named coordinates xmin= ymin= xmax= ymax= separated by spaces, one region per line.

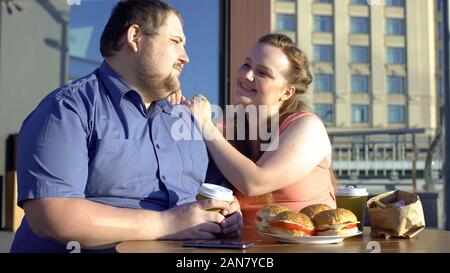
xmin=243 ymin=68 xmax=254 ymax=82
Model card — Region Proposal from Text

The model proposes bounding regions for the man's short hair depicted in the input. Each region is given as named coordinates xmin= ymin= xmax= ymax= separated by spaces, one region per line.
xmin=100 ymin=0 xmax=182 ymax=57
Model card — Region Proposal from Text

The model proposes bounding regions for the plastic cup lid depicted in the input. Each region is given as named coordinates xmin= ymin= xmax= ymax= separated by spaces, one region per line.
xmin=336 ymin=186 xmax=368 ymax=196
xmin=198 ymin=183 xmax=234 ymax=202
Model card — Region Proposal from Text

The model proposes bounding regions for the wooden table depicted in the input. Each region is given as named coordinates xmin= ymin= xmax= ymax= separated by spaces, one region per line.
xmin=116 ymin=227 xmax=450 ymax=253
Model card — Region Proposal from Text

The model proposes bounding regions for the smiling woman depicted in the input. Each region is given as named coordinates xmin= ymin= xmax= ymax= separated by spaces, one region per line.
xmin=187 ymin=33 xmax=337 ymax=229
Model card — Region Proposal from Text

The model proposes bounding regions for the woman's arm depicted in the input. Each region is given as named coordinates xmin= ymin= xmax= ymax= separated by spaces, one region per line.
xmin=202 ymin=115 xmax=331 ymax=196
xmin=189 ymin=95 xmax=332 ymax=196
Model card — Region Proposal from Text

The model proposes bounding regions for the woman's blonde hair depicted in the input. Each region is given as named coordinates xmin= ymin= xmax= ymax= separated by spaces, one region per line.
xmin=234 ymin=33 xmax=337 ymax=199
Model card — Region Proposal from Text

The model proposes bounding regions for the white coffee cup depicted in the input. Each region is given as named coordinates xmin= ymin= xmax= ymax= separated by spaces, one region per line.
xmin=196 ymin=183 xmax=234 ymax=212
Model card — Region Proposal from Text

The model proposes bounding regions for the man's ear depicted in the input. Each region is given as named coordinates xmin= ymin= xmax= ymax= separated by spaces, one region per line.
xmin=281 ymin=85 xmax=295 ymax=102
xmin=125 ymin=24 xmax=141 ymax=53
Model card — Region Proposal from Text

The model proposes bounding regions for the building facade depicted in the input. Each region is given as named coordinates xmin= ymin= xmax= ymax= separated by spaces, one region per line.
xmin=272 ymin=0 xmax=439 ymax=136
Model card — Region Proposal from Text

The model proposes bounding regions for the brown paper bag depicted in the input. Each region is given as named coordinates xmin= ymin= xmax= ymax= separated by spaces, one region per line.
xmin=367 ymin=190 xmax=425 ymax=238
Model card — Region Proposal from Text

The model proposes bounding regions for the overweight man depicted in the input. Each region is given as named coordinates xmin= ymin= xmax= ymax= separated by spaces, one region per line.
xmin=10 ymin=0 xmax=242 ymax=252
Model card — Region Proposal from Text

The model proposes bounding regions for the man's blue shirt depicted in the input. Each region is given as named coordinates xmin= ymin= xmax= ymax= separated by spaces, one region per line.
xmin=10 ymin=62 xmax=228 ymax=252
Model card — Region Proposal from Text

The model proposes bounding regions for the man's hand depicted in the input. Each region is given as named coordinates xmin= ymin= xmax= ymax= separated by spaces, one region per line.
xmin=167 ymin=89 xmax=185 ymax=105
xmin=220 ymin=197 xmax=243 ymax=238
xmin=159 ymin=198 xmax=232 ymax=240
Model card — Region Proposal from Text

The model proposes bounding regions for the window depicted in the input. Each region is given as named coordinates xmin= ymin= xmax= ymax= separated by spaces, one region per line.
xmin=386 ymin=19 xmax=405 ymax=35
xmin=438 ymin=21 xmax=444 ymax=40
xmin=439 ymin=49 xmax=443 ymax=67
xmin=314 ymin=74 xmax=333 ymax=92
xmin=167 ymin=0 xmax=223 ymax=104
xmin=349 ymin=0 xmax=367 ymax=4
xmin=387 ymin=76 xmax=406 ymax=93
xmin=314 ymin=104 xmax=333 ymax=123
xmin=387 ymin=47 xmax=406 ymax=64
xmin=350 ymin=17 xmax=369 ymax=34
xmin=388 ymin=105 xmax=406 ymax=123
xmin=314 ymin=45 xmax=334 ymax=62
xmin=352 ymin=105 xmax=369 ymax=123
xmin=314 ymin=16 xmax=333 ymax=32
xmin=69 ymin=0 xmax=223 ymax=105
xmin=438 ymin=0 xmax=443 ymax=11
xmin=385 ymin=0 xmax=405 ymax=7
xmin=276 ymin=14 xmax=296 ymax=32
xmin=69 ymin=1 xmax=116 ymax=80
xmin=439 ymin=76 xmax=445 ymax=97
xmin=351 ymin=46 xmax=370 ymax=63
xmin=351 ymin=75 xmax=369 ymax=93
xmin=315 ymin=0 xmax=332 ymax=3
xmin=277 ymin=0 xmax=296 ymax=2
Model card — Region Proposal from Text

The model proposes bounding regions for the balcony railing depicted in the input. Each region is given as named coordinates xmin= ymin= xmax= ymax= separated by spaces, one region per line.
xmin=329 ymin=128 xmax=442 ymax=192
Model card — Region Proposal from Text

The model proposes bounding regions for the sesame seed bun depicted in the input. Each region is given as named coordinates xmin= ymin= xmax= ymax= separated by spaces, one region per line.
xmin=313 ymin=208 xmax=359 ymax=236
xmin=255 ymin=204 xmax=291 ymax=233
xmin=256 ymin=204 xmax=291 ymax=218
xmin=299 ymin=204 xmax=333 ymax=219
xmin=268 ymin=211 xmax=315 ymax=236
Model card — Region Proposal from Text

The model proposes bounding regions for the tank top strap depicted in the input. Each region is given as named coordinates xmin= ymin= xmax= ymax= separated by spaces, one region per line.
xmin=279 ymin=111 xmax=317 ymax=133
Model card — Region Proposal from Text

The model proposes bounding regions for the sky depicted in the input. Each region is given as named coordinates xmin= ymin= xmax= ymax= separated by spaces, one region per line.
xmin=69 ymin=0 xmax=222 ymax=104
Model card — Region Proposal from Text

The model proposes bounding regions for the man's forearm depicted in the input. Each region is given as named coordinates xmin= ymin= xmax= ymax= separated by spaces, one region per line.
xmin=25 ymin=198 xmax=166 ymax=248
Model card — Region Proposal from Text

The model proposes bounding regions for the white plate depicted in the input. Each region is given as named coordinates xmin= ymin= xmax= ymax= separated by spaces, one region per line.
xmin=258 ymin=231 xmax=362 ymax=244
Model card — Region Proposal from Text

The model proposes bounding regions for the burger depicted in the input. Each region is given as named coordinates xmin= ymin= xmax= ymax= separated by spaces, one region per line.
xmin=299 ymin=204 xmax=333 ymax=219
xmin=312 ymin=208 xmax=359 ymax=236
xmin=255 ymin=204 xmax=291 ymax=233
xmin=268 ymin=211 xmax=315 ymax=236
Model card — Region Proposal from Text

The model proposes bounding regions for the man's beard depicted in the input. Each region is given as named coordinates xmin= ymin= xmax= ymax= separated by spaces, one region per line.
xmin=137 ymin=59 xmax=180 ymax=101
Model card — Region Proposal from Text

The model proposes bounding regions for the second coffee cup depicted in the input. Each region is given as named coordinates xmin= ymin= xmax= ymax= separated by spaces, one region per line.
xmin=335 ymin=186 xmax=368 ymax=231
xmin=196 ymin=183 xmax=234 ymax=213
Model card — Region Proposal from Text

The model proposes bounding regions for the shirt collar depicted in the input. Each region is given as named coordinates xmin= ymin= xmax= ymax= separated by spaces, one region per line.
xmin=154 ymin=99 xmax=183 ymax=117
xmin=98 ymin=61 xmax=133 ymax=108
xmin=154 ymin=99 xmax=172 ymax=113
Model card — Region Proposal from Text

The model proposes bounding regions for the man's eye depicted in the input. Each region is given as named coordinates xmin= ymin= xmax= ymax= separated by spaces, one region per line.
xmin=243 ymin=63 xmax=250 ymax=68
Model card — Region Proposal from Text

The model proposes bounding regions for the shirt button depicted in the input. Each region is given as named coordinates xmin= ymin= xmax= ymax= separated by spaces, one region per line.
xmin=155 ymin=144 xmax=160 ymax=149
xmin=161 ymin=175 xmax=166 ymax=181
